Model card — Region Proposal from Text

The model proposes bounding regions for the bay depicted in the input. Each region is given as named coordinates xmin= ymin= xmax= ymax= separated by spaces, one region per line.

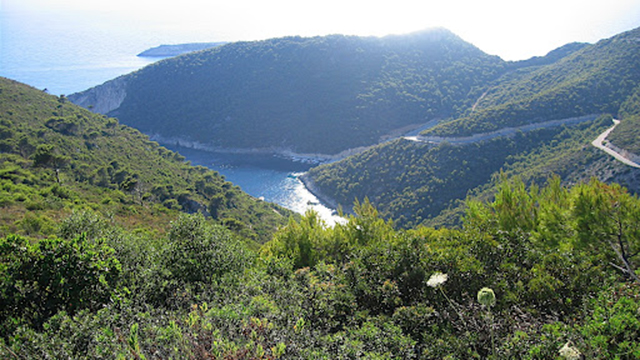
xmin=164 ymin=146 xmax=344 ymax=226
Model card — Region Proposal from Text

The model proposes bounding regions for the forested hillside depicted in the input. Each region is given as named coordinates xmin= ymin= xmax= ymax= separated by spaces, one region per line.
xmin=305 ymin=27 xmax=640 ymax=228
xmin=0 ymin=77 xmax=290 ymax=243
xmin=608 ymin=85 xmax=640 ymax=154
xmin=71 ymin=28 xmax=506 ymax=155
xmin=307 ymin=116 xmax=631 ymax=228
xmin=425 ymin=27 xmax=640 ymax=137
xmin=507 ymin=42 xmax=588 ymax=69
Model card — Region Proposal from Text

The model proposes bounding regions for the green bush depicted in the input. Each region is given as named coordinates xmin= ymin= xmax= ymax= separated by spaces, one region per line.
xmin=57 ymin=210 xmax=110 ymax=241
xmin=578 ymin=284 xmax=640 ymax=359
xmin=0 ymin=234 xmax=121 ymax=330
xmin=165 ymin=213 xmax=252 ymax=284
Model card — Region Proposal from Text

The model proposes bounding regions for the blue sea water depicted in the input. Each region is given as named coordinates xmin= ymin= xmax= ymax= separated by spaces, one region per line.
xmin=164 ymin=146 xmax=343 ymax=224
xmin=0 ymin=7 xmax=342 ymax=225
xmin=0 ymin=7 xmax=165 ymax=95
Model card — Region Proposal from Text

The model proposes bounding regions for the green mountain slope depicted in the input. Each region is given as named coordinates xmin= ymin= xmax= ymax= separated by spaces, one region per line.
xmin=608 ymin=85 xmax=640 ymax=154
xmin=425 ymin=27 xmax=640 ymax=137
xmin=0 ymin=77 xmax=290 ymax=243
xmin=306 ymin=116 xmax=624 ymax=228
xmin=508 ymin=41 xmax=589 ymax=69
xmin=70 ymin=29 xmax=506 ymax=155
xmin=305 ymin=27 xmax=640 ymax=228
xmin=63 ymin=27 xmax=640 ymax=230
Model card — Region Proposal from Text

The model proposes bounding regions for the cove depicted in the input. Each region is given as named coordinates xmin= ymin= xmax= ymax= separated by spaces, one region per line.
xmin=163 ymin=145 xmax=344 ymax=226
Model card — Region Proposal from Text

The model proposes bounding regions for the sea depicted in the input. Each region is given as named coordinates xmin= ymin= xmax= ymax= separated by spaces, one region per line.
xmin=0 ymin=7 xmax=343 ymax=225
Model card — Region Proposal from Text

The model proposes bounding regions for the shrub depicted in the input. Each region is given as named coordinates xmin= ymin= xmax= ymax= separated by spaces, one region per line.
xmin=0 ymin=234 xmax=121 ymax=329
xmin=165 ymin=213 xmax=252 ymax=284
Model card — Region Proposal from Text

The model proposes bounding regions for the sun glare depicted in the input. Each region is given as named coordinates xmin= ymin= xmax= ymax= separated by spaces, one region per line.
xmin=7 ymin=0 xmax=640 ymax=60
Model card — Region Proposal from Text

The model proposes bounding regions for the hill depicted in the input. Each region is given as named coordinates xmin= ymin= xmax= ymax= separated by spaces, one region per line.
xmin=70 ymin=28 xmax=506 ymax=155
xmin=0 ymin=77 xmax=291 ymax=243
xmin=304 ymin=28 xmax=640 ymax=228
xmin=137 ymin=42 xmax=226 ymax=57
xmin=65 ymin=26 xmax=640 ymax=229
xmin=508 ymin=41 xmax=589 ymax=69
xmin=425 ymin=27 xmax=640 ymax=137
xmin=305 ymin=116 xmax=631 ymax=228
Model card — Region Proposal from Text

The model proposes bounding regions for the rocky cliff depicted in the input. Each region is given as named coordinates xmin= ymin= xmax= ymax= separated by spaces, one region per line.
xmin=68 ymin=75 xmax=128 ymax=115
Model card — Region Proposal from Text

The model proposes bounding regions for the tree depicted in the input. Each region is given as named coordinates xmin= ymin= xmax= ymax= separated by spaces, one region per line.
xmin=261 ymin=210 xmax=330 ymax=269
xmin=572 ymin=180 xmax=640 ymax=282
xmin=32 ymin=144 xmax=69 ymax=183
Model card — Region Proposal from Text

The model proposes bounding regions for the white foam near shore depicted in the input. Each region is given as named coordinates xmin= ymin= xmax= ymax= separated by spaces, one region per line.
xmin=288 ymin=173 xmax=346 ymax=226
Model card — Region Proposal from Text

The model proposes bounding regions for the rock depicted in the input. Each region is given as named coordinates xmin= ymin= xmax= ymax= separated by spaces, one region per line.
xmin=68 ymin=76 xmax=128 ymax=115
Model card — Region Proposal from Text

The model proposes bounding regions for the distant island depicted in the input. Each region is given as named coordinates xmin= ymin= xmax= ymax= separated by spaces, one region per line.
xmin=137 ymin=42 xmax=226 ymax=57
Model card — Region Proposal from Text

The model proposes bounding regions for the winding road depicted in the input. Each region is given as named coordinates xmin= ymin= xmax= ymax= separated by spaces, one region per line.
xmin=591 ymin=119 xmax=640 ymax=168
xmin=403 ymin=114 xmax=597 ymax=145
xmin=403 ymin=115 xmax=640 ymax=169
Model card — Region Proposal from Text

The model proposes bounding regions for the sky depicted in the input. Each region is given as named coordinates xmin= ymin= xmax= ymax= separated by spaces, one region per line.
xmin=4 ymin=0 xmax=640 ymax=60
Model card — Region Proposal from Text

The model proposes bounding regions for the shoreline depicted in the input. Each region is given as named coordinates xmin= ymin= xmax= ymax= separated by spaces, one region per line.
xmin=147 ymin=118 xmax=442 ymax=166
xmin=298 ymin=173 xmax=350 ymax=216
xmin=154 ymin=135 xmax=350 ymax=221
xmin=149 ymin=134 xmax=351 ymax=165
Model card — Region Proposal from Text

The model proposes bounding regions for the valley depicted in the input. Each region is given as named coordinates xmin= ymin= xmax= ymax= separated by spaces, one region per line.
xmin=2 ymin=19 xmax=640 ymax=358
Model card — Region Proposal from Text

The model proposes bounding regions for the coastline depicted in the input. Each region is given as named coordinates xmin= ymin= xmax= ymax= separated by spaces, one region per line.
xmin=152 ymin=137 xmax=349 ymax=222
xmin=137 ymin=42 xmax=226 ymax=57
xmin=147 ymin=117 xmax=443 ymax=165
xmin=298 ymin=172 xmax=349 ymax=216
xmin=149 ymin=133 xmax=371 ymax=165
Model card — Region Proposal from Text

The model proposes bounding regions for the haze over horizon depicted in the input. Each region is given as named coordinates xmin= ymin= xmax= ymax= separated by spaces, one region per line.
xmin=4 ymin=0 xmax=640 ymax=61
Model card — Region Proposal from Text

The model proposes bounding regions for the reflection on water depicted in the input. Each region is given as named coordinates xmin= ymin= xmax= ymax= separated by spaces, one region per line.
xmin=164 ymin=145 xmax=345 ymax=226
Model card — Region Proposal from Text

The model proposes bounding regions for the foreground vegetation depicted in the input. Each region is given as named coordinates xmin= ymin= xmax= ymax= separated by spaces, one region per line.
xmin=1 ymin=177 xmax=639 ymax=359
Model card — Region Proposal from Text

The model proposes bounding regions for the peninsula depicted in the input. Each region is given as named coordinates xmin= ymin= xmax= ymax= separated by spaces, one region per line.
xmin=137 ymin=42 xmax=226 ymax=57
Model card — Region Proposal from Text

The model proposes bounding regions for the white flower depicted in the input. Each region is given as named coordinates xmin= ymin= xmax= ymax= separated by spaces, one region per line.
xmin=558 ymin=341 xmax=582 ymax=360
xmin=427 ymin=272 xmax=448 ymax=288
